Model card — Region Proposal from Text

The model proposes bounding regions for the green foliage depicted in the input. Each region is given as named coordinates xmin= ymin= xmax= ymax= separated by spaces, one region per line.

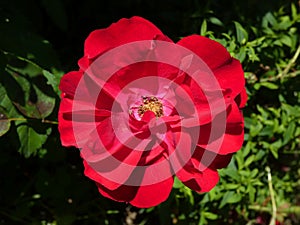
xmin=1 ymin=0 xmax=300 ymax=225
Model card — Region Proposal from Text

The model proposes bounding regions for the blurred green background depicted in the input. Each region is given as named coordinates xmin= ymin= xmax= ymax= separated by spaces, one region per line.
xmin=0 ymin=0 xmax=300 ymax=224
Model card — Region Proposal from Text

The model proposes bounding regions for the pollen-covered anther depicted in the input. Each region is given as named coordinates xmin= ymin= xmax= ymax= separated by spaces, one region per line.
xmin=138 ymin=96 xmax=164 ymax=117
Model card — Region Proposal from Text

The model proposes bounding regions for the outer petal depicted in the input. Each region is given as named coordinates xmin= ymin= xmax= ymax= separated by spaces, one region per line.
xmin=235 ymin=87 xmax=248 ymax=108
xmin=177 ymin=35 xmax=231 ymax=70
xmin=177 ymin=35 xmax=245 ymax=98
xmin=216 ymin=104 xmax=244 ymax=154
xmin=96 ymin=176 xmax=174 ymax=208
xmin=78 ymin=56 xmax=90 ymax=71
xmin=83 ymin=160 xmax=122 ymax=190
xmin=59 ymin=71 xmax=83 ymax=98
xmin=176 ymin=164 xmax=219 ymax=193
xmin=58 ymin=98 xmax=77 ymax=147
xmin=96 ymin=182 xmax=138 ymax=203
xmin=84 ymin=16 xmax=166 ymax=59
xmin=213 ymin=58 xmax=245 ymax=98
xmin=197 ymin=99 xmax=244 ymax=155
xmin=190 ymin=147 xmax=233 ymax=171
xmin=129 ymin=176 xmax=174 ymax=208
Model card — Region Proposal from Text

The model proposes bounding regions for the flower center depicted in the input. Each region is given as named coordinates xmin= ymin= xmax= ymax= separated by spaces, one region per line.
xmin=138 ymin=96 xmax=164 ymax=118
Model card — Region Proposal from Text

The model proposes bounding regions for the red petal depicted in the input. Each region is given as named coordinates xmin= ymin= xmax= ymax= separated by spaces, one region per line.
xmin=59 ymin=71 xmax=83 ymax=98
xmin=197 ymin=100 xmax=244 ymax=155
xmin=235 ymin=87 xmax=248 ymax=108
xmin=96 ymin=182 xmax=138 ymax=203
xmin=95 ymin=176 xmax=173 ymax=208
xmin=168 ymin=131 xmax=194 ymax=174
xmin=213 ymin=58 xmax=245 ymax=98
xmin=177 ymin=35 xmax=231 ymax=70
xmin=176 ymin=165 xmax=219 ymax=192
xmin=81 ymin=116 xmax=162 ymax=189
xmin=83 ymin=160 xmax=122 ymax=190
xmin=83 ymin=117 xmax=144 ymax=165
xmin=58 ymin=98 xmax=78 ymax=147
xmin=84 ymin=16 xmax=166 ymax=59
xmin=78 ymin=56 xmax=91 ymax=71
xmin=190 ymin=147 xmax=233 ymax=171
xmin=177 ymin=36 xmax=245 ymax=99
xmin=129 ymin=176 xmax=173 ymax=208
xmin=220 ymin=101 xmax=245 ymax=155
xmin=94 ymin=167 xmax=174 ymax=207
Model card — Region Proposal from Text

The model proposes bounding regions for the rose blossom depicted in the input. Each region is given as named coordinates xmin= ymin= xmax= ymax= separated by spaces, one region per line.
xmin=58 ymin=16 xmax=247 ymax=208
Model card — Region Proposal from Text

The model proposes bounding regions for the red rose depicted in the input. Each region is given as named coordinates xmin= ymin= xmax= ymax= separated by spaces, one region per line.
xmin=58 ymin=16 xmax=247 ymax=208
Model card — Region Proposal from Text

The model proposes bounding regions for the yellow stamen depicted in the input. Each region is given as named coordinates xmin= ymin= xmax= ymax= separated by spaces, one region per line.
xmin=138 ymin=96 xmax=164 ymax=117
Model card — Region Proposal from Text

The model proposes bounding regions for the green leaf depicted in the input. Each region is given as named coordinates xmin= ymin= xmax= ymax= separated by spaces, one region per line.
xmin=259 ymin=125 xmax=274 ymax=137
xmin=242 ymin=142 xmax=252 ymax=157
xmin=14 ymin=84 xmax=55 ymax=119
xmin=269 ymin=139 xmax=282 ymax=159
xmin=224 ymin=184 xmax=240 ymax=189
xmin=250 ymin=168 xmax=259 ymax=178
xmin=255 ymin=150 xmax=265 ymax=161
xmin=262 ymin=12 xmax=277 ymax=28
xmin=219 ymin=191 xmax=242 ymax=208
xmin=280 ymin=35 xmax=292 ymax=47
xmin=282 ymin=122 xmax=296 ymax=145
xmin=209 ymin=17 xmax=223 ymax=26
xmin=0 ymin=107 xmax=10 ymax=136
xmin=173 ymin=176 xmax=184 ymax=189
xmin=8 ymin=58 xmax=43 ymax=78
xmin=276 ymin=16 xmax=293 ymax=30
xmin=0 ymin=83 xmax=20 ymax=118
xmin=235 ymin=150 xmax=245 ymax=169
xmin=200 ymin=20 xmax=207 ymax=36
xmin=42 ymin=70 xmax=62 ymax=95
xmin=183 ymin=186 xmax=194 ymax=205
xmin=261 ymin=81 xmax=277 ymax=92
xmin=3 ymin=67 xmax=55 ymax=119
xmin=244 ymin=155 xmax=255 ymax=167
xmin=291 ymin=3 xmax=298 ymax=21
xmin=282 ymin=103 xmax=300 ymax=117
xmin=16 ymin=122 xmax=51 ymax=158
xmin=234 ymin=21 xmax=248 ymax=44
xmin=203 ymin=212 xmax=218 ymax=220
xmin=247 ymin=185 xmax=256 ymax=203
xmin=255 ymin=82 xmax=279 ymax=90
xmin=222 ymin=168 xmax=240 ymax=181
xmin=244 ymin=117 xmax=252 ymax=129
xmin=235 ymin=46 xmax=247 ymax=62
xmin=198 ymin=214 xmax=207 ymax=225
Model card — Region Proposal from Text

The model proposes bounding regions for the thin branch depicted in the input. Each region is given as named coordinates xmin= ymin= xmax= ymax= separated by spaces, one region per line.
xmin=260 ymin=70 xmax=300 ymax=82
xmin=42 ymin=119 xmax=59 ymax=125
xmin=279 ymin=43 xmax=300 ymax=79
xmin=259 ymin=42 xmax=300 ymax=82
xmin=249 ymin=205 xmax=300 ymax=214
xmin=6 ymin=117 xmax=58 ymax=125
xmin=266 ymin=166 xmax=277 ymax=225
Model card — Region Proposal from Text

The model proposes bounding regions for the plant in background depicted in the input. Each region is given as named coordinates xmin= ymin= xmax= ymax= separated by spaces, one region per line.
xmin=0 ymin=1 xmax=300 ymax=224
